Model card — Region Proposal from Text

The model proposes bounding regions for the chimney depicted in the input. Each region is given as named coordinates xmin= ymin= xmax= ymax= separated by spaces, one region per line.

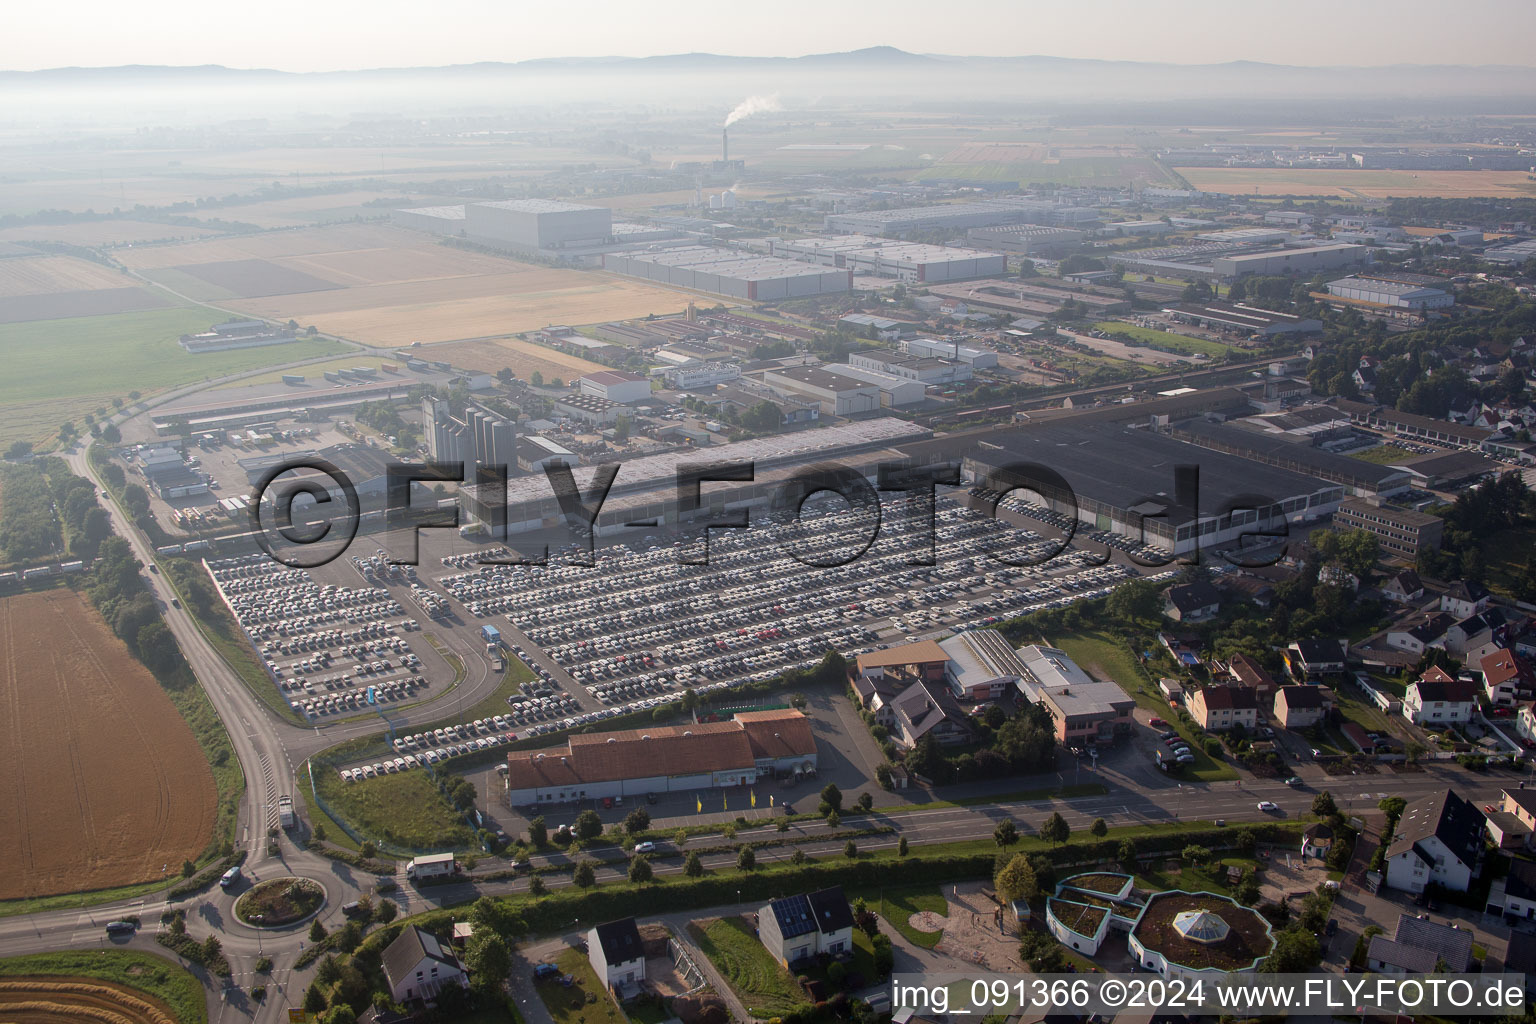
xmin=722 ymin=127 xmax=729 ymax=163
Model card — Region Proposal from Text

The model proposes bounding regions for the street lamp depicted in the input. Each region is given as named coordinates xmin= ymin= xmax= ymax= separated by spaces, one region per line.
xmin=253 ymin=915 xmax=263 ymax=956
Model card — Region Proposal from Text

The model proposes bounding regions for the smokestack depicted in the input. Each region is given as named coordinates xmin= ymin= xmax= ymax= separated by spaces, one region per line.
xmin=722 ymin=127 xmax=729 ymax=163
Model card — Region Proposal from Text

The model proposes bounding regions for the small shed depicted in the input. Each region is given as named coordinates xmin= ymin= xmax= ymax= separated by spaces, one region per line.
xmin=1005 ymin=899 xmax=1033 ymax=934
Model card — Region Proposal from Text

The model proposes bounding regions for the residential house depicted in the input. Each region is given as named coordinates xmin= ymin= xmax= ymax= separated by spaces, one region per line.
xmin=1188 ymin=685 xmax=1258 ymax=732
xmin=1441 ymin=581 xmax=1491 ymax=620
xmin=1502 ymin=788 xmax=1536 ymax=833
xmin=889 ymin=678 xmax=974 ymax=750
xmin=1381 ymin=570 xmax=1425 ymax=604
xmin=1162 ymin=581 xmax=1221 ymax=623
xmin=588 ymin=918 xmax=646 ymax=993
xmin=1216 ymin=573 xmax=1275 ymax=608
xmin=1482 ymin=648 xmax=1534 ymax=706
xmin=1274 ymin=685 xmax=1330 ymax=729
xmin=1443 ymin=607 xmax=1508 ymax=656
xmin=381 ymin=926 xmax=468 ymax=1007
xmin=1514 ymin=623 xmax=1536 ymax=661
xmin=1353 ymin=365 xmax=1378 ymax=394
xmin=1403 ymin=675 xmax=1478 ymax=726
xmin=758 ymin=887 xmax=854 ymax=968
xmin=1519 ymin=702 xmax=1536 ymax=745
xmin=1367 ymin=914 xmax=1475 ymax=973
xmin=1485 ymin=804 xmax=1533 ymax=850
xmin=1382 ymin=789 xmax=1485 ymax=894
xmin=1287 ymin=638 xmax=1346 ymax=678
xmin=1301 ymin=822 xmax=1335 ymax=860
xmin=1385 ymin=611 xmax=1453 ymax=656
xmin=852 ymin=641 xmax=950 ymax=725
xmin=1223 ymin=653 xmax=1279 ymax=703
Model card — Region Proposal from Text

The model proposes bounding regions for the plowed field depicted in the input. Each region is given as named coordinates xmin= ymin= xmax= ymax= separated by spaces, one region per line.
xmin=0 ymin=591 xmax=215 ymax=900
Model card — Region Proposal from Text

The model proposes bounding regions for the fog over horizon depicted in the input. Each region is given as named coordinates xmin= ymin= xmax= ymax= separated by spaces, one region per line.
xmin=5 ymin=49 xmax=1536 ymax=129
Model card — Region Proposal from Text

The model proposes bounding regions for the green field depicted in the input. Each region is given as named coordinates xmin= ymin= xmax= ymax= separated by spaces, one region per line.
xmin=689 ymin=916 xmax=809 ymax=1018
xmin=0 ymin=949 xmax=207 ymax=1023
xmin=1348 ymin=444 xmax=1416 ymax=465
xmin=535 ymin=948 xmax=627 ymax=1024
xmin=315 ymin=765 xmax=474 ymax=852
xmin=0 ymin=305 xmax=345 ymax=444
xmin=847 ymin=883 xmax=946 ymax=948
xmin=1092 ymin=321 xmax=1240 ymax=360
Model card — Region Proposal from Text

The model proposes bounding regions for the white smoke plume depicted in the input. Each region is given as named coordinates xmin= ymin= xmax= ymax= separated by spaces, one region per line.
xmin=724 ymin=93 xmax=781 ymax=127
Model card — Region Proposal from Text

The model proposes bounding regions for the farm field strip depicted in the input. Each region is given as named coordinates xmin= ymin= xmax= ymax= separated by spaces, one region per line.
xmin=0 ymin=590 xmax=216 ymax=900
xmin=114 ymin=223 xmax=702 ymax=345
xmin=1176 ymin=166 xmax=1536 ymax=198
xmin=0 ymin=255 xmax=136 ymax=296
xmin=0 ymin=305 xmax=345 ymax=443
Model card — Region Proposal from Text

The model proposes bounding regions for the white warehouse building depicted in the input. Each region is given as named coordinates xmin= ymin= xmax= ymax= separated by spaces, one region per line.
xmin=762 ymin=366 xmax=883 ymax=415
xmin=577 ymin=370 xmax=652 ymax=405
xmin=464 ymin=198 xmax=613 ymax=250
xmin=1325 ymin=276 xmax=1454 ymax=310
xmin=603 ymin=246 xmax=850 ymax=301
xmin=764 ymin=235 xmax=1007 ymax=283
xmin=821 ymin=364 xmax=928 ymax=407
xmin=902 ymin=337 xmax=999 ymax=368
xmin=661 ymin=361 xmax=742 ymax=389
xmin=392 ymin=205 xmax=466 ymax=236
xmin=1212 ymin=243 xmax=1368 ymax=278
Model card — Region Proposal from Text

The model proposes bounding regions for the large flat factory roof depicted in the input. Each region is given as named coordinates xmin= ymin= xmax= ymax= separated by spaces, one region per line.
xmin=967 ymin=422 xmax=1335 ymax=522
xmin=504 ymin=416 xmax=930 ymax=507
xmin=472 ymin=198 xmax=603 ymax=214
xmin=1171 ymin=418 xmax=1412 ymax=488
xmin=612 ymin=245 xmax=839 ymax=280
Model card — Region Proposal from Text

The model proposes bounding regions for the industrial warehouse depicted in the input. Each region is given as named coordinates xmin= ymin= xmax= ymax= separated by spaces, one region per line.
xmin=962 ymin=421 xmax=1346 ymax=557
xmin=601 ymin=245 xmax=851 ymax=300
xmin=760 ymin=234 xmax=1007 ymax=282
xmin=393 ymin=198 xmax=614 ymax=252
xmin=486 ymin=416 xmax=931 ymax=536
xmin=823 ymin=198 xmax=1100 ymax=236
xmin=502 ymin=709 xmax=817 ymax=806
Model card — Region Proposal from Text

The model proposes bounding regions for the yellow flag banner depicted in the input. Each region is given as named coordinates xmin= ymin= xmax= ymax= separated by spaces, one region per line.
xmin=751 ymin=790 xmax=757 ymax=808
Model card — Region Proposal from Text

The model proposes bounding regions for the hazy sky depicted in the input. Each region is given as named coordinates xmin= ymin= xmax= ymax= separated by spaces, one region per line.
xmin=9 ymin=0 xmax=1535 ymax=72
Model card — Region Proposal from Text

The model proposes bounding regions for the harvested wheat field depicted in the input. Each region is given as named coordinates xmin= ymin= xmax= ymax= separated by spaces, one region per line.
xmin=1177 ymin=166 xmax=1536 ymax=198
xmin=0 ymin=590 xmax=214 ymax=900
xmin=0 ymin=978 xmax=178 ymax=1024
xmin=116 ymin=223 xmax=698 ymax=343
xmin=421 ymin=337 xmax=609 ymax=379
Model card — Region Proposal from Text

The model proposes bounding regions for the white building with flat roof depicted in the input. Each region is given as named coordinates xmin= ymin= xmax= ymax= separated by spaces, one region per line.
xmin=1325 ymin=276 xmax=1454 ymax=310
xmin=902 ymin=337 xmax=998 ymax=368
xmin=464 ymin=198 xmax=612 ymax=250
xmin=820 ymin=364 xmax=927 ymax=407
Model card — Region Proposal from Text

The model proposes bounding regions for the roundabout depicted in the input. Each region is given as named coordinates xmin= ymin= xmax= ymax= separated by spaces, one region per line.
xmin=233 ymin=877 xmax=326 ymax=929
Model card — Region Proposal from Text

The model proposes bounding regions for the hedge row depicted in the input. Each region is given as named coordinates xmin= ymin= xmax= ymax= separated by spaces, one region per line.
xmin=308 ymin=842 xmax=396 ymax=874
xmin=166 ymin=849 xmax=246 ymax=902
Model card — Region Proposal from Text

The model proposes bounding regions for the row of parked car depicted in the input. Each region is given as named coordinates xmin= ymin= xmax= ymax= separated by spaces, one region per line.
xmin=441 ymin=500 xmax=1113 ymax=707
